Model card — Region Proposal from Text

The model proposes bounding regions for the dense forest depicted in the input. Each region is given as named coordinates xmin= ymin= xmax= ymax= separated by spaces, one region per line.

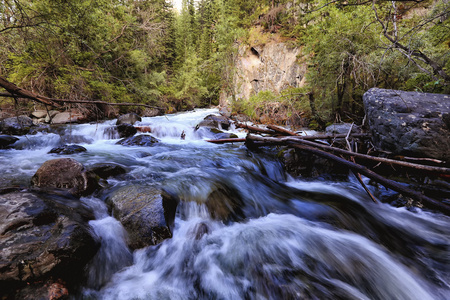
xmin=0 ymin=0 xmax=449 ymax=124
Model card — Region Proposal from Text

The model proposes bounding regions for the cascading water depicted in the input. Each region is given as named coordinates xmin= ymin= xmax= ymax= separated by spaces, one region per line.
xmin=1 ymin=108 xmax=449 ymax=299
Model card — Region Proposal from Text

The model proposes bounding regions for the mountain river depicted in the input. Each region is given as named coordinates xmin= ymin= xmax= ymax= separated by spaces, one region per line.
xmin=1 ymin=108 xmax=449 ymax=299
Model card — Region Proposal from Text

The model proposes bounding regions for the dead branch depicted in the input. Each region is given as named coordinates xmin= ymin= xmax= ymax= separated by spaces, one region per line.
xmin=292 ymin=143 xmax=450 ymax=215
xmin=247 ymin=134 xmax=450 ymax=175
xmin=206 ymin=138 xmax=246 ymax=144
xmin=0 ymin=76 xmax=161 ymax=110
xmin=246 ymin=134 xmax=450 ymax=214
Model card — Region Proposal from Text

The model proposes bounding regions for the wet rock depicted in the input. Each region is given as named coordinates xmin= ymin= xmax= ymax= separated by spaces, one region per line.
xmin=60 ymin=134 xmax=93 ymax=145
xmin=31 ymin=158 xmax=99 ymax=197
xmin=107 ymin=185 xmax=178 ymax=249
xmin=116 ymin=134 xmax=160 ymax=146
xmin=116 ymin=113 xmax=141 ymax=125
xmin=0 ymin=135 xmax=19 ymax=148
xmin=364 ymin=88 xmax=450 ymax=160
xmin=141 ymin=108 xmax=160 ymax=117
xmin=205 ymin=185 xmax=244 ymax=222
xmin=0 ymin=191 xmax=99 ymax=296
xmin=280 ymin=147 xmax=349 ymax=179
xmin=88 ymin=163 xmax=127 ymax=179
xmin=14 ymin=278 xmax=69 ymax=300
xmin=49 ymin=144 xmax=87 ymax=155
xmin=0 ymin=115 xmax=34 ymax=135
xmin=325 ymin=123 xmax=360 ymax=135
xmin=116 ymin=123 xmax=137 ymax=138
xmin=196 ymin=114 xmax=231 ymax=130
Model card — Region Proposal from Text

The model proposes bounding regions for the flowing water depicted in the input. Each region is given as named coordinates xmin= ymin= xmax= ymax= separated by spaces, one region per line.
xmin=1 ymin=108 xmax=449 ymax=300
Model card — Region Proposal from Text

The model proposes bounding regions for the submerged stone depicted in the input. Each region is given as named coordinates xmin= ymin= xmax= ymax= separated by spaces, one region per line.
xmin=107 ymin=185 xmax=178 ymax=249
xmin=49 ymin=144 xmax=87 ymax=155
xmin=116 ymin=134 xmax=160 ymax=146
xmin=0 ymin=135 xmax=19 ymax=148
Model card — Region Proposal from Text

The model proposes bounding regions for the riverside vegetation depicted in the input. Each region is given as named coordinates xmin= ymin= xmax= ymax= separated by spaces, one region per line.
xmin=0 ymin=0 xmax=449 ymax=125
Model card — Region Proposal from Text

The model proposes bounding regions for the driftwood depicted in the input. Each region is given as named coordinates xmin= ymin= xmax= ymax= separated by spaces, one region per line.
xmin=247 ymin=135 xmax=450 ymax=175
xmin=0 ymin=76 xmax=161 ymax=110
xmin=235 ymin=123 xmax=276 ymax=134
xmin=246 ymin=134 xmax=450 ymax=215
xmin=207 ymin=138 xmax=246 ymax=144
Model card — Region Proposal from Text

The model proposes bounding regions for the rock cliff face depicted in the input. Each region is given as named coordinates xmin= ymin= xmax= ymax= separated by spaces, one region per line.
xmin=221 ymin=42 xmax=305 ymax=107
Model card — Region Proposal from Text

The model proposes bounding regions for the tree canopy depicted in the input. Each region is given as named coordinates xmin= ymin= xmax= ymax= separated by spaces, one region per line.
xmin=1 ymin=0 xmax=448 ymax=122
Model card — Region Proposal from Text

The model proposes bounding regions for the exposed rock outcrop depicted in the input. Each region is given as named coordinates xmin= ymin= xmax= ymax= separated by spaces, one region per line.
xmin=364 ymin=88 xmax=450 ymax=161
xmin=31 ymin=158 xmax=99 ymax=197
xmin=0 ymin=191 xmax=99 ymax=296
xmin=107 ymin=185 xmax=178 ymax=249
xmin=220 ymin=42 xmax=305 ymax=112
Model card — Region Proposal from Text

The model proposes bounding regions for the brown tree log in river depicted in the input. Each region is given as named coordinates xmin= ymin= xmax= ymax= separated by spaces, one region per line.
xmin=0 ymin=76 xmax=161 ymax=110
xmin=246 ymin=134 xmax=450 ymax=215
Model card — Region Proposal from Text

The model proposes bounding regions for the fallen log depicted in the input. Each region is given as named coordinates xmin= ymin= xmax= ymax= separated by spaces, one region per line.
xmin=236 ymin=123 xmax=370 ymax=140
xmin=235 ymin=123 xmax=276 ymax=134
xmin=247 ymin=135 xmax=450 ymax=175
xmin=267 ymin=124 xmax=297 ymax=136
xmin=246 ymin=134 xmax=450 ymax=214
xmin=135 ymin=126 xmax=152 ymax=133
xmin=0 ymin=76 xmax=161 ymax=110
xmin=0 ymin=77 xmax=60 ymax=107
xmin=206 ymin=138 xmax=246 ymax=144
xmin=292 ymin=144 xmax=450 ymax=215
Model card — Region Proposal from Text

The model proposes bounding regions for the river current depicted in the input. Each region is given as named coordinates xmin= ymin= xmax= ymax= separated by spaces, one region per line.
xmin=1 ymin=108 xmax=449 ymax=299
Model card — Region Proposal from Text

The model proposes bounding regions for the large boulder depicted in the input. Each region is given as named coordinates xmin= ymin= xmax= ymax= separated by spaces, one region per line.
xmin=0 ymin=135 xmax=19 ymax=148
xmin=363 ymin=88 xmax=450 ymax=160
xmin=107 ymin=185 xmax=178 ymax=249
xmin=196 ymin=114 xmax=231 ymax=130
xmin=116 ymin=113 xmax=142 ymax=125
xmin=31 ymin=158 xmax=99 ymax=197
xmin=0 ymin=115 xmax=33 ymax=135
xmin=0 ymin=191 xmax=99 ymax=296
xmin=116 ymin=134 xmax=160 ymax=146
xmin=116 ymin=123 xmax=137 ymax=138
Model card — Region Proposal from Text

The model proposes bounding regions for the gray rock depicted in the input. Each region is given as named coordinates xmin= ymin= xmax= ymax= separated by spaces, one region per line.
xmin=116 ymin=134 xmax=160 ymax=146
xmin=0 ymin=191 xmax=98 ymax=291
xmin=88 ymin=163 xmax=127 ymax=179
xmin=116 ymin=113 xmax=142 ymax=125
xmin=325 ymin=123 xmax=360 ymax=135
xmin=44 ymin=110 xmax=59 ymax=123
xmin=363 ymin=88 xmax=450 ymax=160
xmin=31 ymin=110 xmax=48 ymax=119
xmin=0 ymin=115 xmax=33 ymax=135
xmin=196 ymin=114 xmax=231 ymax=130
xmin=107 ymin=185 xmax=178 ymax=249
xmin=31 ymin=158 xmax=99 ymax=197
xmin=116 ymin=123 xmax=137 ymax=138
xmin=49 ymin=144 xmax=87 ymax=155
xmin=51 ymin=111 xmax=85 ymax=124
xmin=0 ymin=135 xmax=18 ymax=148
